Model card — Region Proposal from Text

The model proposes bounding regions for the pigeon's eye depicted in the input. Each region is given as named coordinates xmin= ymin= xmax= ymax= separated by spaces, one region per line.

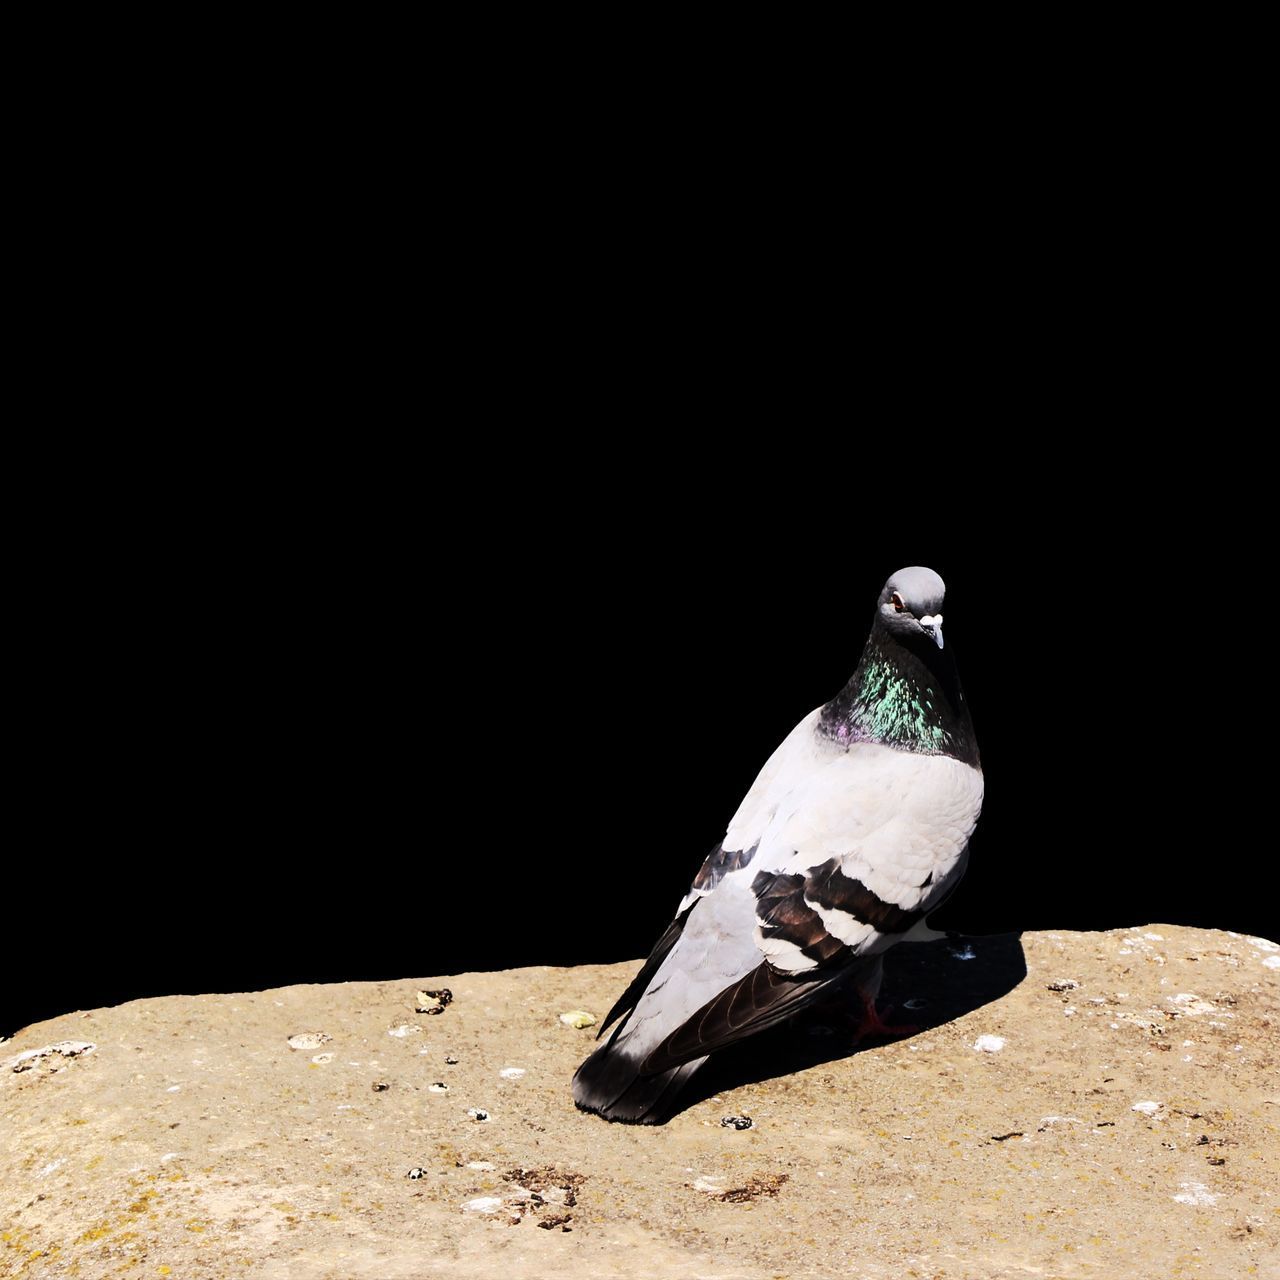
xmin=891 ymin=592 xmax=906 ymax=612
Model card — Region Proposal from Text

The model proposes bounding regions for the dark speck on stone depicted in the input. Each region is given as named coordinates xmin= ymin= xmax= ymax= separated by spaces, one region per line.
xmin=721 ymin=1115 xmax=754 ymax=1130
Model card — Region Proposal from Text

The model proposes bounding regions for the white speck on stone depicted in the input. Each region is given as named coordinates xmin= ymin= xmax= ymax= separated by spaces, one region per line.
xmin=466 ymin=1161 xmax=496 ymax=1171
xmin=35 ymin=1158 xmax=65 ymax=1178
xmin=973 ymin=1035 xmax=1005 ymax=1052
xmin=1063 ymin=1006 xmax=1077 ymax=1017
xmin=1263 ymin=956 xmax=1280 ymax=970
xmin=417 ymin=1048 xmax=431 ymax=1055
xmin=160 ymin=1153 xmax=179 ymax=1162
xmin=1247 ymin=936 xmax=1279 ymax=952
xmin=1233 ymin=1044 xmax=1244 ymax=1052
xmin=336 ymin=1104 xmax=353 ymax=1111
xmin=6 ymin=1041 xmax=97 ymax=1073
xmin=166 ymin=1084 xmax=181 ymax=1092
xmin=559 ymin=1010 xmax=597 ymax=1029
xmin=467 ymin=1107 xmax=490 ymax=1122
xmin=692 ymin=1177 xmax=724 ymax=1194
xmin=1173 ymin=1182 xmax=1219 ymax=1206
xmin=287 ymin=1033 xmax=331 ymax=1051
xmin=1183 ymin=1055 xmax=1193 ymax=1062
xmin=1110 ymin=1022 xmax=1120 ymax=1029
xmin=387 ymin=1023 xmax=422 ymax=1038
xmin=311 ymin=1053 xmax=334 ymax=1065
xmin=1167 ymin=993 xmax=1228 ymax=1017
xmin=498 ymin=1067 xmax=526 ymax=1080
xmin=1118 ymin=949 xmax=1133 ymax=955
xmin=463 ymin=1196 xmax=504 ymax=1213
xmin=1144 ymin=933 xmax=1165 ymax=941
xmin=1132 ymin=1100 xmax=1161 ymax=1115
xmin=427 ymin=1083 xmax=449 ymax=1094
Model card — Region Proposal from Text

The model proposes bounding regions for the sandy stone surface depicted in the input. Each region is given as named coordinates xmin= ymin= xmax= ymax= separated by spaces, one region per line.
xmin=2 ymin=926 xmax=1278 ymax=1280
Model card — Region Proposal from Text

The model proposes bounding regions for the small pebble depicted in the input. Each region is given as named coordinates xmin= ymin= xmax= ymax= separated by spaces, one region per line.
xmin=287 ymin=1033 xmax=331 ymax=1051
xmin=407 ymin=1167 xmax=426 ymax=1180
xmin=428 ymin=1082 xmax=449 ymax=1094
xmin=372 ymin=1081 xmax=389 ymax=1092
xmin=499 ymin=1067 xmax=526 ymax=1080
xmin=973 ymin=1035 xmax=1005 ymax=1052
xmin=466 ymin=1161 xmax=496 ymax=1171
xmin=559 ymin=1011 xmax=596 ymax=1029
xmin=721 ymin=1115 xmax=754 ymax=1130
xmin=416 ymin=989 xmax=453 ymax=1015
xmin=445 ymin=1055 xmax=459 ymax=1065
xmin=468 ymin=1108 xmax=490 ymax=1122
xmin=463 ymin=1196 xmax=503 ymax=1213
xmin=1132 ymin=1100 xmax=1161 ymax=1115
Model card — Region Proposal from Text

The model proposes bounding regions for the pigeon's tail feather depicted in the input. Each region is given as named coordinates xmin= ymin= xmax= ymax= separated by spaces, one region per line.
xmin=571 ymin=1034 xmax=707 ymax=1124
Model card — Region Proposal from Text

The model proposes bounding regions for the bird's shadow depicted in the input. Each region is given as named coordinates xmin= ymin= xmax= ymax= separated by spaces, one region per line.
xmin=673 ymin=932 xmax=1027 ymax=1120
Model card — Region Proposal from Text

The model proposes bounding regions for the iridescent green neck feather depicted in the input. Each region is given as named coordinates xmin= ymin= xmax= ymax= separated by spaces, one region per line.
xmin=819 ymin=626 xmax=979 ymax=766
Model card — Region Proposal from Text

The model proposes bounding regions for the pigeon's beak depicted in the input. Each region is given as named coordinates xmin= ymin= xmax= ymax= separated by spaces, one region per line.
xmin=919 ymin=614 xmax=944 ymax=650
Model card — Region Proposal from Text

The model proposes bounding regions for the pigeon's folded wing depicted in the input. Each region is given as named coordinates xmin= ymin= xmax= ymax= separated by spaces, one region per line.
xmin=595 ymin=708 xmax=829 ymax=1040
xmin=752 ymin=746 xmax=984 ymax=974
xmin=637 ymin=746 xmax=984 ymax=1073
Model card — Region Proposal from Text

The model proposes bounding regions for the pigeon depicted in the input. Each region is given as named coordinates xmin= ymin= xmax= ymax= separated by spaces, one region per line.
xmin=572 ymin=566 xmax=983 ymax=1123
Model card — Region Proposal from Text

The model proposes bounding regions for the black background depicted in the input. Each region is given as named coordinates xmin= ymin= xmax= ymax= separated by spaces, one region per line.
xmin=8 ymin=447 xmax=1269 ymax=1037
xmin=6 ymin=109 xmax=1272 ymax=1035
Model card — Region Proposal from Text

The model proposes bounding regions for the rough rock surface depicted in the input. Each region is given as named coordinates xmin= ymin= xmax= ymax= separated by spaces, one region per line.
xmin=2 ymin=926 xmax=1278 ymax=1280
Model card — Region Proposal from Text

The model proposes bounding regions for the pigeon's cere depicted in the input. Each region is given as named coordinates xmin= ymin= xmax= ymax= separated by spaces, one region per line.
xmin=572 ymin=566 xmax=984 ymax=1124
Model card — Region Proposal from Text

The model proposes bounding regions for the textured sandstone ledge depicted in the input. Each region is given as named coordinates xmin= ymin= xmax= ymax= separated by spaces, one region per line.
xmin=2 ymin=926 xmax=1278 ymax=1280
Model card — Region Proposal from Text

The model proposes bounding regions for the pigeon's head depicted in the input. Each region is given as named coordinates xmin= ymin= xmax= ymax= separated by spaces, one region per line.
xmin=877 ymin=566 xmax=946 ymax=650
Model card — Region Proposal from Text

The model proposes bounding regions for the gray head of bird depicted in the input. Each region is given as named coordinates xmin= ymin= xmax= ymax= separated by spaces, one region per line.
xmin=876 ymin=565 xmax=946 ymax=650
